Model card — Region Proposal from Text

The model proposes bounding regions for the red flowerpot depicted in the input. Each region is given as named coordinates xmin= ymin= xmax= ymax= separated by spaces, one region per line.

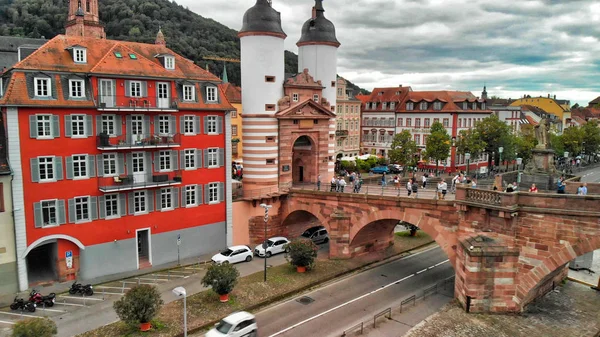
xmin=219 ymin=293 xmax=229 ymax=302
xmin=140 ymin=322 xmax=151 ymax=331
xmin=297 ymin=266 xmax=306 ymax=273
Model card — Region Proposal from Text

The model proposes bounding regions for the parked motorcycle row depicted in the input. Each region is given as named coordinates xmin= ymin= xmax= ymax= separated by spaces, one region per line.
xmin=68 ymin=281 xmax=94 ymax=296
xmin=9 ymin=282 xmax=92 ymax=313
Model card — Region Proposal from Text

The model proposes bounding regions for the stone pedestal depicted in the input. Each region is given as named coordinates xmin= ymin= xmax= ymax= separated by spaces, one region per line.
xmin=522 ymin=148 xmax=557 ymax=190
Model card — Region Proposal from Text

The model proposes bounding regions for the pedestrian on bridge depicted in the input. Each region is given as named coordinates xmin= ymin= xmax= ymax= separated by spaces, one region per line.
xmin=411 ymin=178 xmax=419 ymax=198
xmin=422 ymin=174 xmax=427 ymax=189
xmin=330 ymin=177 xmax=336 ymax=192
xmin=406 ymin=179 xmax=412 ymax=197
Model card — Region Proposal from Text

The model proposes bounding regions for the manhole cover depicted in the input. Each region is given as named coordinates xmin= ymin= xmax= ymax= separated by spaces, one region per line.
xmin=296 ymin=296 xmax=314 ymax=305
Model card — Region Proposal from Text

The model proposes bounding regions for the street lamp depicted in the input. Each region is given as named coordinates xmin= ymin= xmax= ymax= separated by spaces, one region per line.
xmin=465 ymin=153 xmax=471 ymax=178
xmin=498 ymin=147 xmax=504 ymax=171
xmin=172 ymin=287 xmax=187 ymax=337
xmin=259 ymin=203 xmax=272 ymax=282
xmin=516 ymin=158 xmax=522 ymax=184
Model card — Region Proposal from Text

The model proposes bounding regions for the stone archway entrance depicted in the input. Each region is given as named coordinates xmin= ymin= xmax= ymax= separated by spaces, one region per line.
xmin=292 ymin=135 xmax=317 ymax=184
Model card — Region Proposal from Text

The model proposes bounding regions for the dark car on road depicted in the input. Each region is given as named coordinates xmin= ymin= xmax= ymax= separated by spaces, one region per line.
xmin=301 ymin=226 xmax=329 ymax=244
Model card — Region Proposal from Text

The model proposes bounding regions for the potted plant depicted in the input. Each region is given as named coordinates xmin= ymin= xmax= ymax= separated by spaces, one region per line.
xmin=113 ymin=284 xmax=163 ymax=331
xmin=12 ymin=318 xmax=57 ymax=337
xmin=201 ymin=262 xmax=240 ymax=302
xmin=285 ymin=238 xmax=318 ymax=273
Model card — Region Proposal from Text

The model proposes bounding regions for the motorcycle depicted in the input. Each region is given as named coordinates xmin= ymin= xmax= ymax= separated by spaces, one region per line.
xmin=68 ymin=281 xmax=94 ymax=296
xmin=29 ymin=289 xmax=56 ymax=307
xmin=9 ymin=297 xmax=36 ymax=312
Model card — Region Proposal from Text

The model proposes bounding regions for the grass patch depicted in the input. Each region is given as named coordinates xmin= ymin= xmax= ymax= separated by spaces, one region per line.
xmin=395 ymin=230 xmax=428 ymax=238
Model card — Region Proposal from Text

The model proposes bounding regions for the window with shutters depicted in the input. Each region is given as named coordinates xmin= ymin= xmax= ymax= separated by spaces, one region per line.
xmin=41 ymin=200 xmax=58 ymax=227
xmin=206 ymin=86 xmax=217 ymax=102
xmin=183 ymin=115 xmax=196 ymax=135
xmin=34 ymin=78 xmax=51 ymax=97
xmin=134 ymin=191 xmax=147 ymax=214
xmin=207 ymin=148 xmax=218 ymax=168
xmin=101 ymin=115 xmax=116 ymax=135
xmin=161 ymin=188 xmax=172 ymax=210
xmin=36 ymin=115 xmax=53 ymax=138
xmin=73 ymin=155 xmax=87 ymax=178
xmin=105 ymin=194 xmax=119 ymax=218
xmin=130 ymin=81 xmax=142 ymax=97
xmin=208 ymin=183 xmax=219 ymax=203
xmin=185 ymin=185 xmax=197 ymax=207
xmin=75 ymin=197 xmax=90 ymax=222
xmin=158 ymin=115 xmax=172 ymax=135
xmin=159 ymin=151 xmax=172 ymax=171
xmin=103 ymin=153 xmax=117 ymax=176
xmin=69 ymin=79 xmax=85 ymax=98
xmin=71 ymin=115 xmax=86 ymax=137
xmin=38 ymin=157 xmax=55 ymax=181
xmin=183 ymin=85 xmax=195 ymax=101
xmin=207 ymin=116 xmax=217 ymax=134
xmin=184 ymin=149 xmax=196 ymax=169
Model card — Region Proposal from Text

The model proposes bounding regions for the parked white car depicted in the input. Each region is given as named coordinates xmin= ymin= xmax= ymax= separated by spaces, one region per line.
xmin=211 ymin=246 xmax=253 ymax=264
xmin=205 ymin=311 xmax=258 ymax=337
xmin=254 ymin=236 xmax=290 ymax=258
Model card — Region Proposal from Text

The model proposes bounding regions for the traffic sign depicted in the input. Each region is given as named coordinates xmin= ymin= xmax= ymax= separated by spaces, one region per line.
xmin=177 ymin=234 xmax=181 ymax=246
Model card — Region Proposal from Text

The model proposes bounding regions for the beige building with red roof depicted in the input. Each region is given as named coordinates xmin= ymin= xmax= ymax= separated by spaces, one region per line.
xmin=334 ymin=77 xmax=361 ymax=158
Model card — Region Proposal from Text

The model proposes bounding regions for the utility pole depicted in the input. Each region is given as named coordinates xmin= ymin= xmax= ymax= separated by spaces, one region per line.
xmin=259 ymin=203 xmax=272 ymax=282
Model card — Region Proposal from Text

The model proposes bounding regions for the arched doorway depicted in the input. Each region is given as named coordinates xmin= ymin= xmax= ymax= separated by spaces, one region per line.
xmin=292 ymin=135 xmax=317 ymax=184
xmin=26 ymin=241 xmax=58 ymax=285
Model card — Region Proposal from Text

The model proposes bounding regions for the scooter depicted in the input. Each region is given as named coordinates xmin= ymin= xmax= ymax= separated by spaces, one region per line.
xmin=68 ymin=281 xmax=94 ymax=296
xmin=9 ymin=297 xmax=36 ymax=312
xmin=29 ymin=289 xmax=56 ymax=307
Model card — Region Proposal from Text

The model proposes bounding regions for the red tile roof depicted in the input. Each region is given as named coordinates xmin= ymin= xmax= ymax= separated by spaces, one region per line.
xmin=525 ymin=115 xmax=539 ymax=126
xmin=364 ymin=86 xmax=411 ymax=107
xmin=588 ymin=96 xmax=600 ymax=106
xmin=219 ymin=83 xmax=241 ymax=104
xmin=355 ymin=94 xmax=370 ymax=104
xmin=398 ymin=91 xmax=490 ymax=113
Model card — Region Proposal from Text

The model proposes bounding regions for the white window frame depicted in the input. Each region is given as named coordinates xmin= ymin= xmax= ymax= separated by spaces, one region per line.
xmin=36 ymin=114 xmax=53 ymax=139
xmin=103 ymin=153 xmax=118 ymax=177
xmin=133 ymin=191 xmax=147 ymax=214
xmin=208 ymin=182 xmax=219 ymax=204
xmin=420 ymin=101 xmax=428 ymax=110
xmin=105 ymin=194 xmax=120 ymax=219
xmin=0 ymin=78 xmax=3 ymax=96
xmin=390 ymin=102 xmax=395 ymax=110
xmin=206 ymin=86 xmax=217 ymax=102
xmin=463 ymin=102 xmax=468 ymax=110
xmin=101 ymin=115 xmax=116 ymax=136
xmin=158 ymin=115 xmax=172 ymax=135
xmin=38 ymin=156 xmax=56 ymax=182
xmin=159 ymin=151 xmax=172 ymax=172
xmin=313 ymin=94 xmax=319 ymax=102
xmin=433 ymin=102 xmax=442 ymax=110
xmin=207 ymin=116 xmax=217 ymax=134
xmin=207 ymin=148 xmax=218 ymax=168
xmin=71 ymin=114 xmax=86 ymax=138
xmin=292 ymin=93 xmax=299 ymax=102
xmin=184 ymin=149 xmax=196 ymax=170
xmin=406 ymin=102 xmax=414 ymax=111
xmin=482 ymin=102 xmax=486 ymax=110
xmin=74 ymin=196 xmax=90 ymax=223
xmin=161 ymin=188 xmax=173 ymax=210
xmin=74 ymin=48 xmax=87 ymax=63
xmin=69 ymin=79 xmax=85 ymax=98
xmin=183 ymin=85 xmax=195 ymax=101
xmin=165 ymin=56 xmax=175 ymax=70
xmin=184 ymin=115 xmax=196 ymax=135
xmin=473 ymin=102 xmax=477 ymax=110
xmin=34 ymin=77 xmax=51 ymax=97
xmin=72 ymin=154 xmax=88 ymax=179
xmin=130 ymin=81 xmax=142 ymax=97
xmin=41 ymin=199 xmax=58 ymax=228
xmin=185 ymin=185 xmax=198 ymax=207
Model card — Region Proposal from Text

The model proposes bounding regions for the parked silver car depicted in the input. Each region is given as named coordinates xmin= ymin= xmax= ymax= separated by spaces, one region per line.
xmin=301 ymin=226 xmax=329 ymax=244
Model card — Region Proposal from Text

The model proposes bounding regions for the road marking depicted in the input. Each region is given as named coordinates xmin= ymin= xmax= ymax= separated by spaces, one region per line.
xmin=58 ymin=296 xmax=103 ymax=301
xmin=35 ymin=308 xmax=66 ymax=313
xmin=0 ymin=320 xmax=15 ymax=325
xmin=121 ymin=281 xmax=158 ymax=285
xmin=415 ymin=268 xmax=427 ymax=274
xmin=0 ymin=311 xmax=38 ymax=318
xmin=135 ymin=277 xmax=169 ymax=282
xmin=267 ymin=259 xmax=450 ymax=337
xmin=53 ymin=302 xmax=85 ymax=307
xmin=435 ymin=260 xmax=449 ymax=267
xmin=97 ymin=286 xmax=131 ymax=290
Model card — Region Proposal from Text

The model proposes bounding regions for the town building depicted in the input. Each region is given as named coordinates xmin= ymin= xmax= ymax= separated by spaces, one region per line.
xmin=334 ymin=77 xmax=361 ymax=158
xmin=239 ymin=0 xmax=336 ymax=193
xmin=509 ymin=95 xmax=571 ymax=132
xmin=220 ymin=82 xmax=242 ymax=160
xmin=0 ymin=0 xmax=233 ymax=291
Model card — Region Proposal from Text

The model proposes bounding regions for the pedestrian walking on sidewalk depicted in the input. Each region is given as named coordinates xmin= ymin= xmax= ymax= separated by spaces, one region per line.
xmin=339 ymin=178 xmax=347 ymax=193
xmin=381 ymin=172 xmax=387 ymax=187
xmin=411 ymin=178 xmax=419 ymax=198
xmin=330 ymin=177 xmax=336 ymax=192
xmin=406 ymin=179 xmax=412 ymax=197
xmin=439 ymin=179 xmax=447 ymax=200
xmin=422 ymin=174 xmax=427 ymax=189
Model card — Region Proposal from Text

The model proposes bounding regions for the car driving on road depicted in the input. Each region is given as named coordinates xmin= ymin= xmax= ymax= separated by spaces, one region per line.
xmin=301 ymin=226 xmax=329 ymax=244
xmin=211 ymin=246 xmax=253 ymax=264
xmin=369 ymin=165 xmax=390 ymax=174
xmin=254 ymin=236 xmax=290 ymax=258
xmin=205 ymin=311 xmax=258 ymax=337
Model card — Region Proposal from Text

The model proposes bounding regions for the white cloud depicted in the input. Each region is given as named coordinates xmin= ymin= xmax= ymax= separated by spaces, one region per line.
xmin=180 ymin=0 xmax=600 ymax=106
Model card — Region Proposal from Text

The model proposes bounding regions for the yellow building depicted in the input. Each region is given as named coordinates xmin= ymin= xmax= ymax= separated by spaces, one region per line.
xmin=221 ymin=83 xmax=243 ymax=160
xmin=510 ymin=95 xmax=571 ymax=131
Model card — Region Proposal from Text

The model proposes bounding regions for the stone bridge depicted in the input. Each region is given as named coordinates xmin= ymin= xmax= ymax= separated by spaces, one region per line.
xmin=243 ymin=186 xmax=600 ymax=313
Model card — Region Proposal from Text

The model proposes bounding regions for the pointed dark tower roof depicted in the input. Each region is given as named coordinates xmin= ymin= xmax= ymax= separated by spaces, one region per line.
xmin=155 ymin=27 xmax=166 ymax=46
xmin=297 ymin=0 xmax=340 ymax=47
xmin=482 ymin=85 xmax=488 ymax=99
xmin=238 ymin=0 xmax=286 ymax=39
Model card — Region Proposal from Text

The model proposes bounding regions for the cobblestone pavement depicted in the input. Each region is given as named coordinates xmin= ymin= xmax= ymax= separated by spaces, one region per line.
xmin=403 ymin=281 xmax=600 ymax=337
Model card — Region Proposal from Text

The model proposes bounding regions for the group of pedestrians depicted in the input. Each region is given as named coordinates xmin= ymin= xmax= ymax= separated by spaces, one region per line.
xmin=329 ymin=172 xmax=364 ymax=193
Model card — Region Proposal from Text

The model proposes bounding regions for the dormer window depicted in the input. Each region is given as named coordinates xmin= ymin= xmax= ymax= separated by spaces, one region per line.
xmin=183 ymin=84 xmax=195 ymax=101
xmin=433 ymin=101 xmax=442 ymax=110
xmin=406 ymin=102 xmax=414 ymax=111
xmin=481 ymin=102 xmax=486 ymax=110
xmin=34 ymin=77 xmax=51 ymax=97
xmin=472 ymin=102 xmax=477 ymax=110
xmin=292 ymin=93 xmax=299 ymax=102
xmin=419 ymin=101 xmax=428 ymax=110
xmin=390 ymin=102 xmax=395 ymax=110
xmin=463 ymin=102 xmax=468 ymax=110
xmin=382 ymin=102 xmax=387 ymax=110
xmin=69 ymin=79 xmax=85 ymax=98
xmin=165 ymin=56 xmax=175 ymax=70
xmin=74 ymin=48 xmax=86 ymax=63
xmin=206 ymin=86 xmax=217 ymax=102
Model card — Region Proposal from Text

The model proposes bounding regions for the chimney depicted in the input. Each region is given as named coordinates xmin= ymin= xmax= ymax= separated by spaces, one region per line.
xmin=312 ymin=6 xmax=316 ymax=18
xmin=547 ymin=94 xmax=550 ymax=98
xmin=553 ymin=95 xmax=556 ymax=100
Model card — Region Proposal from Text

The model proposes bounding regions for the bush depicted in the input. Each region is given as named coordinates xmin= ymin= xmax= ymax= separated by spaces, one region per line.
xmin=285 ymin=238 xmax=318 ymax=269
xmin=377 ymin=157 xmax=388 ymax=166
xmin=355 ymin=158 xmax=370 ymax=172
xmin=365 ymin=156 xmax=378 ymax=169
xmin=202 ymin=262 xmax=240 ymax=296
xmin=340 ymin=160 xmax=356 ymax=172
xmin=12 ymin=318 xmax=57 ymax=337
xmin=113 ymin=285 xmax=164 ymax=324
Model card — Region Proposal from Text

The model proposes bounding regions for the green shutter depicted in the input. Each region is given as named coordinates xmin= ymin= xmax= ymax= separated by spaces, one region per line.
xmin=68 ymin=199 xmax=75 ymax=223
xmin=217 ymin=116 xmax=223 ymax=134
xmin=52 ymin=115 xmax=60 ymax=137
xmin=57 ymin=200 xmax=66 ymax=225
xmin=98 ymin=196 xmax=106 ymax=219
xmin=203 ymin=116 xmax=208 ymax=134
xmin=29 ymin=115 xmax=37 ymax=138
xmin=194 ymin=116 xmax=200 ymax=134
xmin=219 ymin=182 xmax=225 ymax=202
xmin=87 ymin=155 xmax=96 ymax=177
xmin=173 ymin=187 xmax=180 ymax=208
xmin=198 ymin=185 xmax=203 ymax=205
xmin=54 ymin=157 xmax=64 ymax=180
xmin=86 ymin=115 xmax=93 ymax=136
xmin=170 ymin=151 xmax=178 ymax=170
xmin=90 ymin=197 xmax=98 ymax=220
xmin=33 ymin=202 xmax=42 ymax=228
xmin=146 ymin=191 xmax=154 ymax=213
xmin=119 ymin=194 xmax=127 ymax=216
xmin=155 ymin=190 xmax=161 ymax=211
xmin=30 ymin=158 xmax=40 ymax=182
xmin=196 ymin=149 xmax=202 ymax=168
xmin=128 ymin=193 xmax=134 ymax=215
xmin=204 ymin=184 xmax=209 ymax=204
xmin=66 ymin=156 xmax=73 ymax=180
xmin=218 ymin=148 xmax=224 ymax=167
xmin=65 ymin=115 xmax=72 ymax=137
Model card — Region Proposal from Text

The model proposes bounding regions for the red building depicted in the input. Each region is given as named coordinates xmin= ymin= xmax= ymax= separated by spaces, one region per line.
xmin=0 ymin=0 xmax=234 ymax=290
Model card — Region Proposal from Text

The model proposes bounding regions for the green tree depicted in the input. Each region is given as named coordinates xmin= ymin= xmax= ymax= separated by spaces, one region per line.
xmin=581 ymin=119 xmax=600 ymax=156
xmin=201 ymin=262 xmax=240 ymax=297
xmin=514 ymin=124 xmax=537 ymax=163
xmin=423 ymin=121 xmax=451 ymax=174
xmin=550 ymin=133 xmax=565 ymax=155
xmin=561 ymin=126 xmax=584 ymax=156
xmin=113 ymin=285 xmax=163 ymax=325
xmin=388 ymin=130 xmax=418 ymax=176
xmin=455 ymin=129 xmax=485 ymax=159
xmin=472 ymin=114 xmax=513 ymax=167
xmin=285 ymin=238 xmax=318 ymax=269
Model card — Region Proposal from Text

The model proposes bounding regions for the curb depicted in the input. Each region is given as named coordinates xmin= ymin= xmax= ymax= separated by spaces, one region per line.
xmin=176 ymin=240 xmax=437 ymax=337
xmin=566 ymin=276 xmax=596 ymax=288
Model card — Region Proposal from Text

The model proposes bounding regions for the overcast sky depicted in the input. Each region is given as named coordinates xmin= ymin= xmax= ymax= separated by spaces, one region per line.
xmin=181 ymin=0 xmax=600 ymax=106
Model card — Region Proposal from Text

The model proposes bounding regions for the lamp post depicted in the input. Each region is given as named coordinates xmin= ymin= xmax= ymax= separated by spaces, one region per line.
xmin=451 ymin=136 xmax=456 ymax=171
xmin=516 ymin=158 xmax=522 ymax=185
xmin=259 ymin=203 xmax=272 ymax=282
xmin=498 ymin=147 xmax=504 ymax=171
xmin=513 ymin=152 xmax=518 ymax=171
xmin=172 ymin=287 xmax=187 ymax=337
xmin=465 ymin=153 xmax=471 ymax=178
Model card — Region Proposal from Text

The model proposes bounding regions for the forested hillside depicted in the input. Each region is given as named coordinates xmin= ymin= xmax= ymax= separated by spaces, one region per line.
xmin=0 ymin=0 xmax=368 ymax=93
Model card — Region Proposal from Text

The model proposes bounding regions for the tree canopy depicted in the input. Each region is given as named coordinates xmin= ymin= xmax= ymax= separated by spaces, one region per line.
xmin=388 ymin=130 xmax=418 ymax=173
xmin=424 ymin=121 xmax=451 ymax=171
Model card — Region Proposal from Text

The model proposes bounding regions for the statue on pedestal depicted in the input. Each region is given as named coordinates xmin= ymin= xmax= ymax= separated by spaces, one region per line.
xmin=534 ymin=117 xmax=551 ymax=149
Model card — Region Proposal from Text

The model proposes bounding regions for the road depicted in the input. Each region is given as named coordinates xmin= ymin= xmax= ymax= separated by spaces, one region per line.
xmin=255 ymin=246 xmax=452 ymax=337
xmin=579 ymin=166 xmax=600 ymax=183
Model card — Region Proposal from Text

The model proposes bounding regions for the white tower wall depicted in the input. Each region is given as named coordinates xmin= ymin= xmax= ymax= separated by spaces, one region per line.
xmin=240 ymin=35 xmax=285 ymax=188
xmin=298 ymin=44 xmax=338 ymax=111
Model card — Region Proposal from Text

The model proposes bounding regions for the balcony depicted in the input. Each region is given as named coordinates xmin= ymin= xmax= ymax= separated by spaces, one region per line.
xmin=335 ymin=130 xmax=349 ymax=138
xmin=97 ymin=95 xmax=179 ymax=112
xmin=97 ymin=133 xmax=181 ymax=150
xmin=98 ymin=170 xmax=182 ymax=193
